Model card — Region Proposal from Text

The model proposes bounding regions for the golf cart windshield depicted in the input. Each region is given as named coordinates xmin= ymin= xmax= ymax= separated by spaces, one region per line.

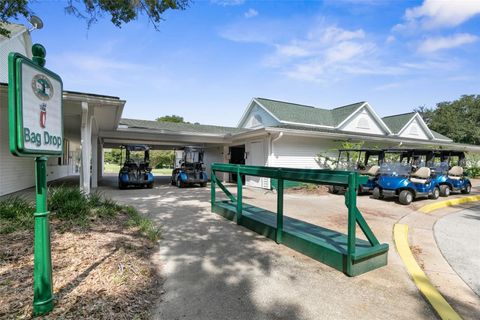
xmin=379 ymin=162 xmax=411 ymax=176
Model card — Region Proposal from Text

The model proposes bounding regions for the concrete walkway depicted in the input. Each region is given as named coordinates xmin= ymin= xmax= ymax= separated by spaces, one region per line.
xmin=99 ymin=175 xmax=435 ymax=320
xmin=435 ymin=205 xmax=480 ymax=297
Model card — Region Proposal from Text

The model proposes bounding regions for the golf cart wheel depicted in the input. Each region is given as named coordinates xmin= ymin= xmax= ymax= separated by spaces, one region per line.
xmin=372 ymin=187 xmax=382 ymax=200
xmin=200 ymin=182 xmax=207 ymax=187
xmin=461 ymin=183 xmax=472 ymax=194
xmin=147 ymin=183 xmax=154 ymax=189
xmin=399 ymin=190 xmax=413 ymax=205
xmin=439 ymin=185 xmax=450 ymax=197
xmin=176 ymin=178 xmax=184 ymax=188
xmin=119 ymin=182 xmax=126 ymax=190
xmin=429 ymin=186 xmax=440 ymax=200
xmin=171 ymin=179 xmax=176 ymax=186
xmin=328 ymin=185 xmax=339 ymax=194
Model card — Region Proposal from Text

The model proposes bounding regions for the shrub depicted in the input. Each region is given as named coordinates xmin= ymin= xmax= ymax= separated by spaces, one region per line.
xmin=0 ymin=197 xmax=35 ymax=234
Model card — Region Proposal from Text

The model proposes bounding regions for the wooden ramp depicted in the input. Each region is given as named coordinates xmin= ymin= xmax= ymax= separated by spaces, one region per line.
xmin=213 ymin=200 xmax=388 ymax=276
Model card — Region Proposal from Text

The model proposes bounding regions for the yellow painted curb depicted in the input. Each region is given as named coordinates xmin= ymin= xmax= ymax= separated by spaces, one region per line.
xmin=419 ymin=195 xmax=480 ymax=214
xmin=393 ymin=224 xmax=462 ymax=320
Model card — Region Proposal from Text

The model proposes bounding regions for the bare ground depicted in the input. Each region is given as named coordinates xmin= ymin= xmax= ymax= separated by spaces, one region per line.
xmin=0 ymin=213 xmax=161 ymax=319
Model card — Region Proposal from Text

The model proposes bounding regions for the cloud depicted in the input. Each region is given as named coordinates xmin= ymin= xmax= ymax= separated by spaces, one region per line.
xmin=211 ymin=0 xmax=245 ymax=6
xmin=394 ymin=0 xmax=480 ymax=31
xmin=418 ymin=33 xmax=478 ymax=53
xmin=244 ymin=8 xmax=258 ymax=18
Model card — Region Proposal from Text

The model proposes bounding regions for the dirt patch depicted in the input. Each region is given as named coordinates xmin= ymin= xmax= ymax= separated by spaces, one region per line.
xmin=285 ymin=185 xmax=330 ymax=196
xmin=410 ymin=245 xmax=425 ymax=269
xmin=0 ymin=213 xmax=161 ymax=319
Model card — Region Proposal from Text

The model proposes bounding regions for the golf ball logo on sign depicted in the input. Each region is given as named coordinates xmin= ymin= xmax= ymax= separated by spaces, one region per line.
xmin=22 ymin=63 xmax=62 ymax=152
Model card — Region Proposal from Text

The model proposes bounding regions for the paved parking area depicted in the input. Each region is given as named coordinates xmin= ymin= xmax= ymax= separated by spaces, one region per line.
xmin=435 ymin=205 xmax=480 ymax=297
xmin=5 ymin=174 xmax=478 ymax=319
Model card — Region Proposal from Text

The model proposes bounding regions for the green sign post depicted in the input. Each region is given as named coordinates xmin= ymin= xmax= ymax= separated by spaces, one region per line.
xmin=8 ymin=44 xmax=63 ymax=316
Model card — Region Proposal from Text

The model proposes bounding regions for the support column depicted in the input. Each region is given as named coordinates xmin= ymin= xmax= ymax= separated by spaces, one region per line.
xmin=98 ymin=141 xmax=103 ymax=180
xmin=80 ymin=102 xmax=92 ymax=194
xmin=223 ymin=145 xmax=229 ymax=182
xmin=91 ymin=135 xmax=98 ymax=189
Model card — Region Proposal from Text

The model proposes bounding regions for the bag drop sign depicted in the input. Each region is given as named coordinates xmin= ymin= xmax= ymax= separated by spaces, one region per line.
xmin=9 ymin=53 xmax=63 ymax=156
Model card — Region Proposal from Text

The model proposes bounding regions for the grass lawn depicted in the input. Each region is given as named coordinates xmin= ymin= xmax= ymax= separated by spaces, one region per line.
xmin=104 ymin=163 xmax=172 ymax=176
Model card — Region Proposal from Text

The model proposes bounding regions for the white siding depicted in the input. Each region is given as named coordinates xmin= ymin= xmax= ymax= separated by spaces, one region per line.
xmin=399 ymin=118 xmax=429 ymax=140
xmin=0 ymin=93 xmax=80 ymax=196
xmin=340 ymin=107 xmax=386 ymax=135
xmin=245 ymin=138 xmax=269 ymax=188
xmin=241 ymin=103 xmax=280 ymax=129
xmin=0 ymin=94 xmax=36 ymax=196
xmin=268 ymin=135 xmax=339 ymax=169
xmin=0 ymin=25 xmax=33 ymax=83
xmin=203 ymin=146 xmax=223 ymax=178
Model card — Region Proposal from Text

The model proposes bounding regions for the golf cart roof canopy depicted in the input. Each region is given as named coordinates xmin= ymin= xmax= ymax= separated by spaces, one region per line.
xmin=338 ymin=149 xmax=384 ymax=154
xmin=123 ymin=145 xmax=150 ymax=151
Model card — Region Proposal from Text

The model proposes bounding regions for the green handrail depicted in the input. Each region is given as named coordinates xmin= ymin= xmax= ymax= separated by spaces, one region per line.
xmin=211 ymin=163 xmax=381 ymax=272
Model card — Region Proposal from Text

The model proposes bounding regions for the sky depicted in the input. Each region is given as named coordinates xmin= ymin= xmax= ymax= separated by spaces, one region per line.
xmin=17 ymin=0 xmax=480 ymax=127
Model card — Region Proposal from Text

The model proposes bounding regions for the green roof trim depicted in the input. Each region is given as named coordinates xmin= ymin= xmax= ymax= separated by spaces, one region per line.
xmin=254 ymin=98 xmax=365 ymax=127
xmin=381 ymin=112 xmax=416 ymax=134
xmin=120 ymin=118 xmax=249 ymax=135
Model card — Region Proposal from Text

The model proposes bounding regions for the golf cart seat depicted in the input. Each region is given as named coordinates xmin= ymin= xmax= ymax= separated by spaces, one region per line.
xmin=363 ymin=165 xmax=380 ymax=176
xmin=448 ymin=166 xmax=463 ymax=180
xmin=410 ymin=167 xmax=431 ymax=184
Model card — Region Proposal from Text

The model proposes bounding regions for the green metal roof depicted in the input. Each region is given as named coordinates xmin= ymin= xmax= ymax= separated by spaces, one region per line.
xmin=120 ymin=118 xmax=249 ymax=135
xmin=381 ymin=112 xmax=416 ymax=134
xmin=255 ymin=98 xmax=365 ymax=127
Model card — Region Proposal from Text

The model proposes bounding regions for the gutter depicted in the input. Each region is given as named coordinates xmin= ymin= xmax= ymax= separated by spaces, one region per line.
xmin=264 ymin=127 xmax=480 ymax=152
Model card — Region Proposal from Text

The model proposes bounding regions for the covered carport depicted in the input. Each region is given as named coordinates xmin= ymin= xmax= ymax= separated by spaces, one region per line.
xmin=96 ymin=119 xmax=250 ymax=188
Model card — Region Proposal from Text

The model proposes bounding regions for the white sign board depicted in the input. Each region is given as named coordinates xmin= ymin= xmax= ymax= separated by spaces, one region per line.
xmin=9 ymin=53 xmax=63 ymax=156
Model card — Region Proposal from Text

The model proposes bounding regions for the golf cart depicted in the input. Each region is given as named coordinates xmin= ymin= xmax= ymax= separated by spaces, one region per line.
xmin=329 ymin=149 xmax=384 ymax=194
xmin=373 ymin=149 xmax=440 ymax=205
xmin=171 ymin=146 xmax=208 ymax=188
xmin=430 ymin=150 xmax=471 ymax=196
xmin=118 ymin=145 xmax=154 ymax=189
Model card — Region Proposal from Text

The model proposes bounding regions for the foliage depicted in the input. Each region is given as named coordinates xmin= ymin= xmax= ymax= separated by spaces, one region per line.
xmin=150 ymin=150 xmax=174 ymax=168
xmin=124 ymin=205 xmax=161 ymax=241
xmin=0 ymin=197 xmax=34 ymax=234
xmin=466 ymin=153 xmax=480 ymax=178
xmin=104 ymin=148 xmax=123 ymax=165
xmin=0 ymin=0 xmax=189 ymax=37
xmin=0 ymin=0 xmax=31 ymax=37
xmin=155 ymin=114 xmax=188 ymax=123
xmin=316 ymin=140 xmax=365 ymax=170
xmin=414 ymin=95 xmax=480 ymax=144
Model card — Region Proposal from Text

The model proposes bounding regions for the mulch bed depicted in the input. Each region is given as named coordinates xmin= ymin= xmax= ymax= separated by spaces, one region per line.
xmin=0 ymin=213 xmax=161 ymax=319
xmin=285 ymin=185 xmax=330 ymax=196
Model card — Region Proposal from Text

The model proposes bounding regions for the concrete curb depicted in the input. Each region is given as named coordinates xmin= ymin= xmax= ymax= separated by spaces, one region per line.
xmin=393 ymin=224 xmax=462 ymax=320
xmin=419 ymin=195 xmax=480 ymax=214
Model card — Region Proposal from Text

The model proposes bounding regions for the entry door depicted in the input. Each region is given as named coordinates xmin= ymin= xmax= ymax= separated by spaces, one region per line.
xmin=246 ymin=141 xmax=264 ymax=188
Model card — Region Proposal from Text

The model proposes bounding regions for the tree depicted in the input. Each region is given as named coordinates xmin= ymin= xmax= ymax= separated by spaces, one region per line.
xmin=0 ymin=0 xmax=189 ymax=37
xmin=415 ymin=95 xmax=480 ymax=145
xmin=156 ymin=115 xmax=188 ymax=123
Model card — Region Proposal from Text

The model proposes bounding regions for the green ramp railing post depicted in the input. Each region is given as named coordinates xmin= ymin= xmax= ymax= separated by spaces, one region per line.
xmin=211 ymin=170 xmax=216 ymax=206
xmin=33 ymin=156 xmax=54 ymax=315
xmin=346 ymin=172 xmax=357 ymax=276
xmin=236 ymin=166 xmax=243 ymax=224
xmin=276 ymin=175 xmax=284 ymax=244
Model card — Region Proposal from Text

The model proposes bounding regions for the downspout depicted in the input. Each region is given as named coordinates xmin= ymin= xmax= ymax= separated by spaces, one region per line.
xmin=271 ymin=132 xmax=284 ymax=158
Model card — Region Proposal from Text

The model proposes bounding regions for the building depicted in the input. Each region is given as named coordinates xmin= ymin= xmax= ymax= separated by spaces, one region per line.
xmin=1 ymin=24 xmax=479 ymax=196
